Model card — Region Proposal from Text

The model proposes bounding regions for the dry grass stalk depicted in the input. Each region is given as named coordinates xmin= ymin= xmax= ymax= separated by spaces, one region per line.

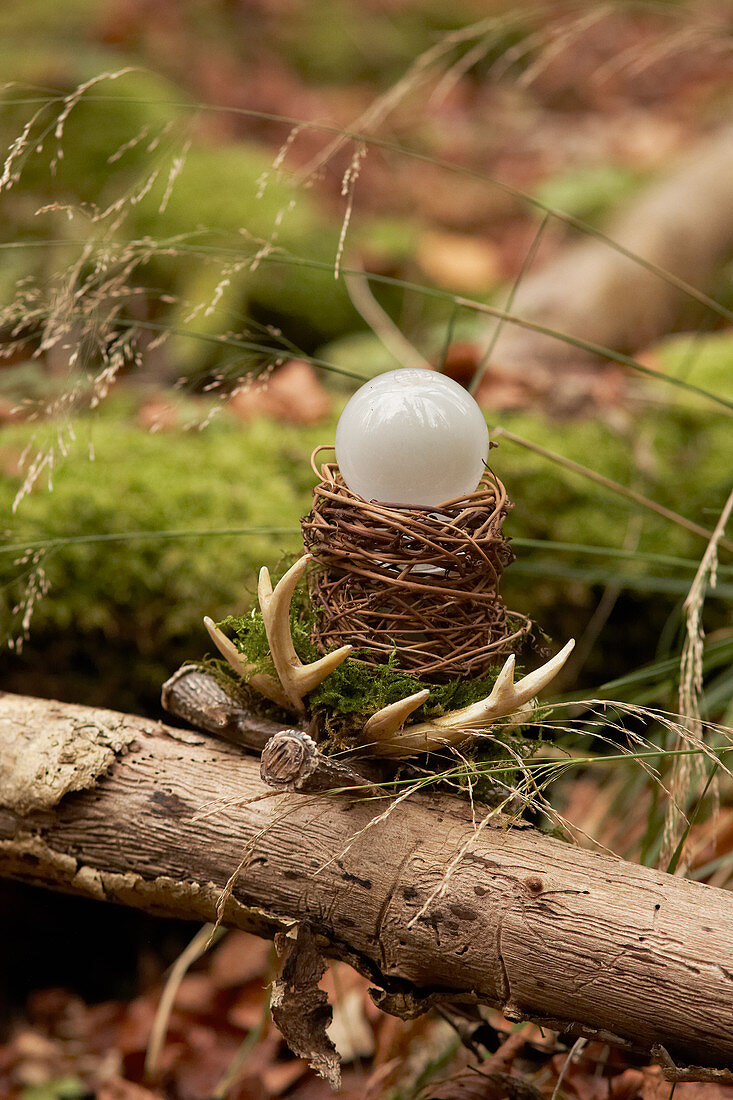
xmin=660 ymin=488 xmax=733 ymax=870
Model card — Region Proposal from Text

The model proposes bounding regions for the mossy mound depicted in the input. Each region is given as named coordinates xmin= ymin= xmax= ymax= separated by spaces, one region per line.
xmin=214 ymin=574 xmax=529 ymax=791
xmin=0 ymin=396 xmax=324 ymax=711
xmin=0 ymin=64 xmax=365 ymax=376
xmin=1 ymin=375 xmax=730 ymax=714
xmin=217 ymin=573 xmax=511 ymax=734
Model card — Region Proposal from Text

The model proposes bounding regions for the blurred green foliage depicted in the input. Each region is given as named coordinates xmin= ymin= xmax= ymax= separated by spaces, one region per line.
xmin=271 ymin=1 xmax=527 ymax=86
xmin=648 ymin=331 xmax=733 ymax=400
xmin=533 ymin=164 xmax=648 ymax=224
xmin=0 ymin=66 xmax=363 ymax=373
xmin=0 ymin=0 xmax=98 ymax=39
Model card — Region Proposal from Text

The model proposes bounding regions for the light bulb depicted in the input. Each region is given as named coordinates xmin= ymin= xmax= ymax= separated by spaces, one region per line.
xmin=335 ymin=368 xmax=489 ymax=506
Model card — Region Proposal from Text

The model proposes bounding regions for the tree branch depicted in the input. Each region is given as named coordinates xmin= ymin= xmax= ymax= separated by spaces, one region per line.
xmin=1 ymin=691 xmax=732 ymax=1070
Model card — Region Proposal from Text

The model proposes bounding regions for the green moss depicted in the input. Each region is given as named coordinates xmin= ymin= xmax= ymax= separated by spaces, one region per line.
xmin=533 ymin=164 xmax=647 ymax=223
xmin=1 ymin=375 xmax=729 ymax=712
xmin=221 ymin=597 xmax=508 ymax=720
xmin=127 ymin=143 xmax=358 ymax=369
xmin=216 ymin=576 xmax=530 ymax=777
xmin=0 ymin=398 xmax=324 ymax=709
xmin=0 ymin=68 xmax=185 ymax=203
xmin=647 ymin=331 xmax=733 ymax=409
xmin=217 ymin=555 xmax=514 ymax=720
xmin=498 ymin=405 xmax=730 ymax=559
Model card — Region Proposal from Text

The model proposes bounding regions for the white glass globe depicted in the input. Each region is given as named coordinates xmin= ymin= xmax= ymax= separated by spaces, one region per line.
xmin=335 ymin=368 xmax=489 ymax=506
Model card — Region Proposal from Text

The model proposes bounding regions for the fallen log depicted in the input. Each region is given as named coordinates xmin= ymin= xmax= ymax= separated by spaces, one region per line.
xmin=1 ymin=691 xmax=732 ymax=1071
xmin=477 ymin=125 xmax=733 ymax=411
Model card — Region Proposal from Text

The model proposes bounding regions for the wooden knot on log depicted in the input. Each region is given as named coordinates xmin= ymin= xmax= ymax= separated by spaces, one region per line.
xmin=261 ymin=730 xmax=319 ymax=788
xmin=260 ymin=730 xmax=381 ymax=796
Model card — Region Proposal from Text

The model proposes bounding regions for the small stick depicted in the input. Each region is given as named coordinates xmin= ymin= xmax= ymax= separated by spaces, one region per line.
xmin=260 ymin=729 xmax=381 ymax=795
xmin=161 ymin=665 xmax=297 ymax=752
xmin=652 ymin=1044 xmax=733 ymax=1085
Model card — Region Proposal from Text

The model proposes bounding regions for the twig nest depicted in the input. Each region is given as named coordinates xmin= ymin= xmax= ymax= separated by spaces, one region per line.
xmin=302 ymin=458 xmax=532 ymax=681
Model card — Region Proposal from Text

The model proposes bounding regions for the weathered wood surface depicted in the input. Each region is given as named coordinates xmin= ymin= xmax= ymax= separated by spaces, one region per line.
xmin=1 ymin=691 xmax=732 ymax=1068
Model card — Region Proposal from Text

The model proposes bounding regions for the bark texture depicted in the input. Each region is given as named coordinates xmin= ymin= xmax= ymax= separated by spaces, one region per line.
xmin=1 ymin=691 xmax=732 ymax=1069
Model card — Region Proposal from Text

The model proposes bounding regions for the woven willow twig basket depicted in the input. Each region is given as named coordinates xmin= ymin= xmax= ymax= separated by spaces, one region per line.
xmin=301 ymin=450 xmax=533 ymax=682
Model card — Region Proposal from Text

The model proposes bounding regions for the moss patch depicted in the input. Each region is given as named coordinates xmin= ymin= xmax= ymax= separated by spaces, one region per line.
xmin=216 ymin=572 xmax=531 ymax=786
xmin=2 ymin=376 xmax=730 ymax=713
xmin=217 ymin=563 xmax=512 ymax=725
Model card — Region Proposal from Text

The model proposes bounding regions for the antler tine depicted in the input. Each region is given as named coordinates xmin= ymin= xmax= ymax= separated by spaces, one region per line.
xmin=365 ymin=639 xmax=576 ymax=758
xmin=363 ymin=689 xmax=430 ymax=742
xmin=203 ymin=616 xmax=292 ymax=711
xmin=259 ymin=554 xmax=352 ymax=712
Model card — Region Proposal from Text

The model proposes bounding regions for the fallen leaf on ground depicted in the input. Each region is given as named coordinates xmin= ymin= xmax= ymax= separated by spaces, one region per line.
xmin=137 ymin=400 xmax=182 ymax=433
xmin=229 ymin=360 xmax=332 ymax=424
xmin=417 ymin=230 xmax=502 ymax=292
xmin=210 ymin=930 xmax=272 ymax=990
xmin=97 ymin=1075 xmax=162 ymax=1100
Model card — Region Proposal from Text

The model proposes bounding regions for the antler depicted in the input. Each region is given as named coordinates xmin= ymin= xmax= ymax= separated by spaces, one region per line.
xmin=258 ymin=554 xmax=352 ymax=712
xmin=203 ymin=616 xmax=292 ymax=711
xmin=363 ymin=689 xmax=430 ymax=742
xmin=204 ymin=554 xmax=352 ymax=713
xmin=363 ymin=639 xmax=575 ymax=758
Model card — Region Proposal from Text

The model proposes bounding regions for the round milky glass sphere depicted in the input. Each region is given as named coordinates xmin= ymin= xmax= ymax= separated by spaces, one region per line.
xmin=335 ymin=368 xmax=489 ymax=506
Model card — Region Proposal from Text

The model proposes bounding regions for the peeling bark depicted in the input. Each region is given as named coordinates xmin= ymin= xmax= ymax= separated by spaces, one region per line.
xmin=1 ymin=691 xmax=732 ymax=1070
xmin=271 ymin=924 xmax=341 ymax=1088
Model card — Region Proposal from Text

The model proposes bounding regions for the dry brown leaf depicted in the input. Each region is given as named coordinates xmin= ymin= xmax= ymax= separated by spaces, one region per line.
xmin=137 ymin=400 xmax=182 ymax=433
xmin=173 ymin=1026 xmax=245 ymax=1100
xmin=394 ymin=162 xmax=521 ymax=229
xmin=364 ymin=1057 xmax=404 ymax=1099
xmin=115 ymin=996 xmax=159 ymax=1056
xmin=0 ymin=396 xmax=21 ymax=424
xmin=262 ymin=1057 xmax=311 ymax=1095
xmin=229 ymin=360 xmax=332 ymax=425
xmin=210 ymin=930 xmax=272 ymax=990
xmin=225 ymin=1073 xmax=270 ymax=1100
xmin=417 ymin=230 xmax=502 ymax=292
xmin=610 ymin=1068 xmax=646 ymax=1100
xmin=173 ymin=973 xmax=218 ymax=1016
xmin=228 ymin=984 xmax=270 ymax=1032
xmin=97 ymin=1075 xmax=162 ymax=1100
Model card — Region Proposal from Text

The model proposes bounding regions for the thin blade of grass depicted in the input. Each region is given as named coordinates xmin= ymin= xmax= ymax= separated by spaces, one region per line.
xmin=24 ymin=91 xmax=733 ymax=328
xmin=144 ymin=922 xmax=225 ymax=1081
xmin=493 ymin=427 xmax=733 ymax=553
xmin=469 ymin=210 xmax=551 ymax=394
xmin=0 ymin=527 xmax=301 ymax=557
xmin=6 ymin=232 xmax=728 ymax=410
xmin=665 ymin=759 xmax=720 ymax=875
xmin=509 ymin=561 xmax=733 ymax=598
